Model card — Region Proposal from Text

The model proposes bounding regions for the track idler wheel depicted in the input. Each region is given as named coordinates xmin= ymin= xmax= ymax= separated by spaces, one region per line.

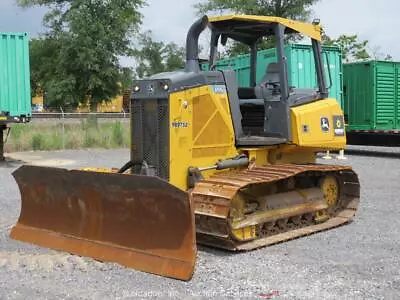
xmin=320 ymin=175 xmax=340 ymax=213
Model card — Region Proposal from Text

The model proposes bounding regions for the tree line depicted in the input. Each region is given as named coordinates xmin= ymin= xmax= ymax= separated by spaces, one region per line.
xmin=22 ymin=0 xmax=391 ymax=109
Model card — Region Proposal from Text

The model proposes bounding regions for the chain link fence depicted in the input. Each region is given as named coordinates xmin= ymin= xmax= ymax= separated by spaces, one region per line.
xmin=6 ymin=111 xmax=131 ymax=153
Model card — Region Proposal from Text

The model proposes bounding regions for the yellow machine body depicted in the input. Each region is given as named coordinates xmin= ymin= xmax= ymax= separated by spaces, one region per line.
xmin=169 ymin=85 xmax=346 ymax=191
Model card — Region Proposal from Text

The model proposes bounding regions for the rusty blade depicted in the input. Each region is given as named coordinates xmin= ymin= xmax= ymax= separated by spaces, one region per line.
xmin=10 ymin=165 xmax=196 ymax=281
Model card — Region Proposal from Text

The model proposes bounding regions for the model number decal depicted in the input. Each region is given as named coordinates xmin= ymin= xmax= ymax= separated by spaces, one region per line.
xmin=172 ymin=121 xmax=189 ymax=128
xmin=333 ymin=115 xmax=345 ymax=136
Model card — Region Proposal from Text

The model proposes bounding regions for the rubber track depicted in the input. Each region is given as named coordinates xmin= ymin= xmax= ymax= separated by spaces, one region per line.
xmin=192 ymin=163 xmax=360 ymax=251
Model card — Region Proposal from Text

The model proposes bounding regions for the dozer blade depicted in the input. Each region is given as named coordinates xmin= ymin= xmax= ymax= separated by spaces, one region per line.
xmin=10 ymin=165 xmax=196 ymax=281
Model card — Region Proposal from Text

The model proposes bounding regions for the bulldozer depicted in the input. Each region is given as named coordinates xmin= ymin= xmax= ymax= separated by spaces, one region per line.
xmin=9 ymin=15 xmax=360 ymax=281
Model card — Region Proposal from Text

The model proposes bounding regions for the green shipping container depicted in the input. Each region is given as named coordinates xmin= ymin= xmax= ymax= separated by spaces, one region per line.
xmin=201 ymin=44 xmax=343 ymax=108
xmin=0 ymin=32 xmax=31 ymax=122
xmin=343 ymin=61 xmax=400 ymax=131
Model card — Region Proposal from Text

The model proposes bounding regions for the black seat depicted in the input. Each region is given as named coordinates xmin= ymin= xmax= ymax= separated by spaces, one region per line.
xmin=259 ymin=62 xmax=280 ymax=88
xmin=238 ymin=87 xmax=256 ymax=99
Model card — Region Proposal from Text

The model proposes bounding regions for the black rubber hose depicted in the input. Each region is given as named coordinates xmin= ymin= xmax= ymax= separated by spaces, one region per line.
xmin=117 ymin=160 xmax=142 ymax=174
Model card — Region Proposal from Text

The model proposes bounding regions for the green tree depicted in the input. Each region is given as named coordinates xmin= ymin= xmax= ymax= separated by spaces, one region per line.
xmin=323 ymin=34 xmax=370 ymax=63
xmin=16 ymin=0 xmax=145 ymax=110
xmin=120 ymin=67 xmax=134 ymax=90
xmin=29 ymin=38 xmax=58 ymax=96
xmin=195 ymin=0 xmax=320 ymax=19
xmin=195 ymin=0 xmax=321 ymax=57
xmin=133 ymin=31 xmax=185 ymax=78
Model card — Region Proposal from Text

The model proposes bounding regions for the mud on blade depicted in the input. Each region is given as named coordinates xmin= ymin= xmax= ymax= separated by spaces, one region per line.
xmin=10 ymin=165 xmax=196 ymax=281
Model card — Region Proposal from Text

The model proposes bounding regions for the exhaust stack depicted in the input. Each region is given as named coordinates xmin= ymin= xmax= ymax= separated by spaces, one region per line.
xmin=185 ymin=15 xmax=209 ymax=73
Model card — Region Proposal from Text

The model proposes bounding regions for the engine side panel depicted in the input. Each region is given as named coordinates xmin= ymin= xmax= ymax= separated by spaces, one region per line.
xmin=169 ymin=85 xmax=238 ymax=190
xmin=290 ymin=98 xmax=346 ymax=150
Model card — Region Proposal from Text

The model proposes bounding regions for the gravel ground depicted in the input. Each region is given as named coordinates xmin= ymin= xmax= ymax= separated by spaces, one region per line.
xmin=346 ymin=145 xmax=400 ymax=153
xmin=0 ymin=148 xmax=399 ymax=300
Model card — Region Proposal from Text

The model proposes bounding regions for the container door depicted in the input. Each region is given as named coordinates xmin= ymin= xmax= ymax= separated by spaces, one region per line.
xmin=0 ymin=33 xmax=31 ymax=118
xmin=286 ymin=45 xmax=316 ymax=92
xmin=323 ymin=47 xmax=343 ymax=108
xmin=343 ymin=63 xmax=374 ymax=130
xmin=375 ymin=63 xmax=396 ymax=130
xmin=286 ymin=44 xmax=343 ymax=108
xmin=396 ymin=65 xmax=400 ymax=130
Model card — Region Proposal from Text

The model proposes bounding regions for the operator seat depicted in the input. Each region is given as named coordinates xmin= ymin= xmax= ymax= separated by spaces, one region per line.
xmin=237 ymin=62 xmax=281 ymax=104
xmin=235 ymin=63 xmax=281 ymax=136
xmin=259 ymin=62 xmax=280 ymax=90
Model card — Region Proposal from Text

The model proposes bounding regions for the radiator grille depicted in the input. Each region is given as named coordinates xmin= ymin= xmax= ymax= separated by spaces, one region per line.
xmin=131 ymin=98 xmax=169 ymax=180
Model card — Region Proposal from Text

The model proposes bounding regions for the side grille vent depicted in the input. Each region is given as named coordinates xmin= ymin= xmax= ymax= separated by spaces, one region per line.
xmin=131 ymin=98 xmax=169 ymax=180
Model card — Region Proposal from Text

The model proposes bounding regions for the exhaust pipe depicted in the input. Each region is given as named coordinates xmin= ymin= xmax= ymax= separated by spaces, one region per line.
xmin=185 ymin=15 xmax=209 ymax=73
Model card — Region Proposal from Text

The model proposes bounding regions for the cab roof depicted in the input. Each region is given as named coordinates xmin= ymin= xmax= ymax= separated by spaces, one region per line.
xmin=207 ymin=15 xmax=321 ymax=45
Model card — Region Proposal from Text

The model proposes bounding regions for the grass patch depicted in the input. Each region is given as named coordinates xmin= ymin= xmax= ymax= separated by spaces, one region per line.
xmin=31 ymin=133 xmax=46 ymax=150
xmin=6 ymin=118 xmax=130 ymax=153
xmin=112 ymin=121 xmax=125 ymax=147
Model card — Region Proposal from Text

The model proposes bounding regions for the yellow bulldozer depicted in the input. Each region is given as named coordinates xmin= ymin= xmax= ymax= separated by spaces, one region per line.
xmin=10 ymin=15 xmax=360 ymax=281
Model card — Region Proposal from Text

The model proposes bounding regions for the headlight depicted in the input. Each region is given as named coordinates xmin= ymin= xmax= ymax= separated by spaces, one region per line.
xmin=162 ymin=83 xmax=169 ymax=91
xmin=133 ymin=85 xmax=140 ymax=92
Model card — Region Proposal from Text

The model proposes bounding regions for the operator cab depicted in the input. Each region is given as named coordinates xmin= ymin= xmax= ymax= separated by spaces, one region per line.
xmin=204 ymin=16 xmax=329 ymax=146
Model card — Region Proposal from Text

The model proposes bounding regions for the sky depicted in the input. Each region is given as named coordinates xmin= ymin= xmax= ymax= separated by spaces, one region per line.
xmin=0 ymin=0 xmax=397 ymax=66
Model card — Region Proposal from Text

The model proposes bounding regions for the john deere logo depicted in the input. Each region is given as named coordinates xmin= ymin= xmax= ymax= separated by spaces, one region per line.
xmin=321 ymin=117 xmax=330 ymax=132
